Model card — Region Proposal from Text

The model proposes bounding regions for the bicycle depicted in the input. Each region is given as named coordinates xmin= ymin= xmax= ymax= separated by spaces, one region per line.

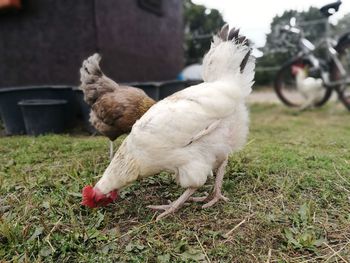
xmin=273 ymin=1 xmax=350 ymax=110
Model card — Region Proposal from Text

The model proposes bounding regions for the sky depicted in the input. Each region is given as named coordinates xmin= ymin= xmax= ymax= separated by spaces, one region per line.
xmin=192 ymin=0 xmax=350 ymax=49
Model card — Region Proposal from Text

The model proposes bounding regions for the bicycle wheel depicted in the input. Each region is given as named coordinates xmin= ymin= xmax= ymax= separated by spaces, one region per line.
xmin=331 ymin=38 xmax=350 ymax=110
xmin=274 ymin=58 xmax=332 ymax=108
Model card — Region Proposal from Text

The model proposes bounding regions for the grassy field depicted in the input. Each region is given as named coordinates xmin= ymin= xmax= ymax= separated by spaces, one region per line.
xmin=0 ymin=103 xmax=349 ymax=262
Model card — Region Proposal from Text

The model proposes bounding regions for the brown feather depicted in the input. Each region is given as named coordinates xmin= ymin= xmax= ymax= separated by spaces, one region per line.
xmin=80 ymin=54 xmax=156 ymax=141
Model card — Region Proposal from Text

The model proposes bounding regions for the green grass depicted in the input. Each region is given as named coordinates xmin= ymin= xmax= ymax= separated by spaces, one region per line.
xmin=0 ymin=104 xmax=349 ymax=262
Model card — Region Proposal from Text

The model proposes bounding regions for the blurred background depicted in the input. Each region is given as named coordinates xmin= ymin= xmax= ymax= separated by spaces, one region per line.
xmin=0 ymin=0 xmax=349 ymax=136
xmin=0 ymin=0 xmax=183 ymax=85
xmin=185 ymin=0 xmax=350 ymax=86
xmin=0 ymin=0 xmax=349 ymax=86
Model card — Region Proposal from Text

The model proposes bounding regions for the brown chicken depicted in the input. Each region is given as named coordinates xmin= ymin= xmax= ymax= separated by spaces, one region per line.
xmin=80 ymin=54 xmax=155 ymax=159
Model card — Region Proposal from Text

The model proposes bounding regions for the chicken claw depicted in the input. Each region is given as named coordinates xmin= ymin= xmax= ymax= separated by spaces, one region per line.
xmin=148 ymin=188 xmax=197 ymax=221
xmin=202 ymin=193 xmax=229 ymax=209
xmin=191 ymin=158 xmax=229 ymax=209
xmin=188 ymin=195 xmax=209 ymax=203
xmin=147 ymin=204 xmax=172 ymax=211
xmin=188 ymin=192 xmax=229 ymax=208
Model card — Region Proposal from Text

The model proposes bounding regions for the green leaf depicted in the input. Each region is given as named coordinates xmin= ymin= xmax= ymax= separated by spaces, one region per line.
xmin=136 ymin=244 xmax=145 ymax=250
xmin=284 ymin=228 xmax=293 ymax=240
xmin=174 ymin=240 xmax=188 ymax=253
xmin=87 ymin=228 xmax=102 ymax=240
xmin=298 ymin=202 xmax=314 ymax=225
xmin=314 ymin=237 xmax=326 ymax=247
xmin=106 ymin=227 xmax=120 ymax=238
xmin=157 ymin=253 xmax=171 ymax=263
xmin=180 ymin=249 xmax=206 ymax=261
xmin=28 ymin=226 xmax=44 ymax=241
xmin=284 ymin=228 xmax=301 ymax=248
xmin=95 ymin=212 xmax=105 ymax=228
xmin=42 ymin=201 xmax=50 ymax=209
xmin=100 ymin=243 xmax=117 ymax=254
xmin=67 ymin=192 xmax=82 ymax=198
xmin=125 ymin=242 xmax=134 ymax=252
xmin=299 ymin=231 xmax=314 ymax=247
xmin=39 ymin=246 xmax=52 ymax=257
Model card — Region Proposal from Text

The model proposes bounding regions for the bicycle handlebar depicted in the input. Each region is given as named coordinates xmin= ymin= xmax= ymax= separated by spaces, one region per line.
xmin=281 ymin=25 xmax=302 ymax=35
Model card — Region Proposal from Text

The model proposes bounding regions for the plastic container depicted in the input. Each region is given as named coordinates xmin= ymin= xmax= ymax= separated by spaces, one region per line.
xmin=0 ymin=86 xmax=75 ymax=135
xmin=73 ymin=88 xmax=96 ymax=133
xmin=159 ymin=80 xmax=187 ymax=99
xmin=127 ymin=82 xmax=160 ymax=100
xmin=126 ymin=80 xmax=190 ymax=101
xmin=18 ymin=99 xmax=67 ymax=136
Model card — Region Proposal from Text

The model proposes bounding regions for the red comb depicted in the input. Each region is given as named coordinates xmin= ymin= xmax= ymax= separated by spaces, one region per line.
xmin=81 ymin=185 xmax=118 ymax=208
xmin=294 ymin=62 xmax=305 ymax=68
xmin=291 ymin=63 xmax=305 ymax=75
xmin=81 ymin=185 xmax=97 ymax=208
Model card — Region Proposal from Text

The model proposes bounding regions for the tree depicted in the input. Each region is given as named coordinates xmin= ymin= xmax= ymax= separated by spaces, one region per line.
xmin=183 ymin=0 xmax=225 ymax=65
xmin=334 ymin=13 xmax=350 ymax=36
xmin=263 ymin=8 xmax=325 ymax=54
xmin=256 ymin=7 xmax=326 ymax=86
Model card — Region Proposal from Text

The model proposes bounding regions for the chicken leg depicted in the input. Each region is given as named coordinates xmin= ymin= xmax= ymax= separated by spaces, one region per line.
xmin=299 ymin=96 xmax=314 ymax=111
xmin=203 ymin=158 xmax=229 ymax=208
xmin=147 ymin=188 xmax=197 ymax=221
xmin=189 ymin=158 xmax=229 ymax=208
xmin=109 ymin=140 xmax=114 ymax=160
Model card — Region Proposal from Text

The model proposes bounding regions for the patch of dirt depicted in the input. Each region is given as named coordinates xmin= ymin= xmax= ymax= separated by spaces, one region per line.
xmin=248 ymin=89 xmax=280 ymax=104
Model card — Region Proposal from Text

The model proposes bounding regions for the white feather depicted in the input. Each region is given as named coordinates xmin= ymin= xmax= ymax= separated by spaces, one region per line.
xmin=127 ymin=81 xmax=250 ymax=187
xmin=295 ymin=68 xmax=325 ymax=107
xmin=96 ymin=29 xmax=255 ymax=194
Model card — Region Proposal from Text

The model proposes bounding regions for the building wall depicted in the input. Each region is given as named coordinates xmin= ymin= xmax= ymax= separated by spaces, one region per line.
xmin=0 ymin=0 xmax=183 ymax=87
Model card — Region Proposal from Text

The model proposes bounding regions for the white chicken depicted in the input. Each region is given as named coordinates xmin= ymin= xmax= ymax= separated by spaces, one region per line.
xmin=292 ymin=64 xmax=325 ymax=110
xmin=81 ymin=24 xmax=255 ymax=220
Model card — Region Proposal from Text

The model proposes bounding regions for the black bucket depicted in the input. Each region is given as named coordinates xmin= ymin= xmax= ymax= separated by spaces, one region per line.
xmin=0 ymin=86 xmax=75 ymax=135
xmin=18 ymin=99 xmax=67 ymax=136
xmin=73 ymin=88 xmax=96 ymax=133
xmin=0 ymin=86 xmax=52 ymax=134
xmin=159 ymin=80 xmax=187 ymax=100
xmin=127 ymin=82 xmax=160 ymax=101
xmin=126 ymin=80 xmax=190 ymax=101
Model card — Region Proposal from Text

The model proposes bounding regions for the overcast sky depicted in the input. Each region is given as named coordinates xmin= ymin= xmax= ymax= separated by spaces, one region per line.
xmin=192 ymin=0 xmax=350 ymax=48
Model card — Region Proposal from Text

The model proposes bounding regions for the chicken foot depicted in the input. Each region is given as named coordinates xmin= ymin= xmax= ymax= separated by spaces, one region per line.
xmin=188 ymin=158 xmax=229 ymax=208
xmin=299 ymin=97 xmax=314 ymax=111
xmin=147 ymin=158 xmax=228 ymax=219
xmin=147 ymin=188 xmax=197 ymax=221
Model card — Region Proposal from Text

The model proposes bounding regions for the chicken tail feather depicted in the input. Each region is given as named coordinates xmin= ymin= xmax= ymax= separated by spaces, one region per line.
xmin=202 ymin=24 xmax=255 ymax=92
xmin=79 ymin=53 xmax=119 ymax=106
